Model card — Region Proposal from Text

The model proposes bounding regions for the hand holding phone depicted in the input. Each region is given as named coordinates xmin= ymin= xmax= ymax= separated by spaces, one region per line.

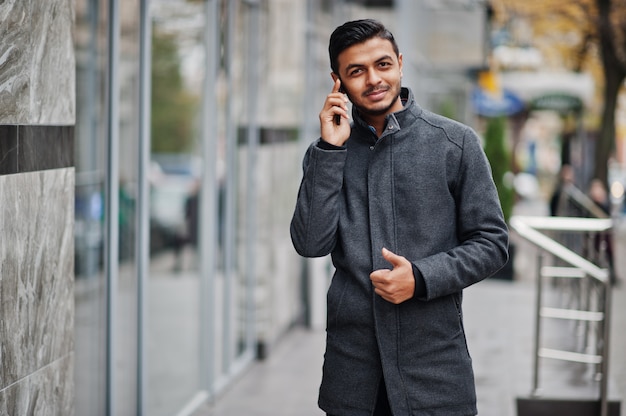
xmin=319 ymin=78 xmax=350 ymax=146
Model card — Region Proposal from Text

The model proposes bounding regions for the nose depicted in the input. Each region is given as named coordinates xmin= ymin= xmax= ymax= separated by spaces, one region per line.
xmin=366 ymin=68 xmax=382 ymax=86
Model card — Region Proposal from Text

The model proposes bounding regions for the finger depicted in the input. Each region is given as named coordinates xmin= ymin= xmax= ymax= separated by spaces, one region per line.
xmin=382 ymin=247 xmax=405 ymax=268
xmin=332 ymin=77 xmax=341 ymax=94
xmin=322 ymin=108 xmax=347 ymax=127
xmin=326 ymin=94 xmax=348 ymax=110
xmin=323 ymin=104 xmax=348 ymax=127
xmin=370 ymin=269 xmax=388 ymax=281
xmin=374 ymin=287 xmax=388 ymax=299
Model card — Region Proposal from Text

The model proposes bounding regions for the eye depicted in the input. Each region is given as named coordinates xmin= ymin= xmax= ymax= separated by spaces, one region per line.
xmin=349 ymin=68 xmax=363 ymax=76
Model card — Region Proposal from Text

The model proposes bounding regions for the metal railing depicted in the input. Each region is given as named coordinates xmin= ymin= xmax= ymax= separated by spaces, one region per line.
xmin=562 ymin=183 xmax=611 ymax=219
xmin=510 ymin=215 xmax=614 ymax=416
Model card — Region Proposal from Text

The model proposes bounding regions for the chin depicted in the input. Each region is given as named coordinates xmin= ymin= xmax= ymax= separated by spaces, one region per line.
xmin=362 ymin=101 xmax=397 ymax=117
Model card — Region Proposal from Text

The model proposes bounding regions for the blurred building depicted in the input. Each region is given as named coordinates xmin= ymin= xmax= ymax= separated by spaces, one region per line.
xmin=483 ymin=0 xmax=626 ymax=208
xmin=0 ymin=0 xmax=489 ymax=415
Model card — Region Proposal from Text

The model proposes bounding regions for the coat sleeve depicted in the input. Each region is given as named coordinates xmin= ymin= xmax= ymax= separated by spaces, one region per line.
xmin=414 ymin=128 xmax=509 ymax=300
xmin=290 ymin=140 xmax=347 ymax=258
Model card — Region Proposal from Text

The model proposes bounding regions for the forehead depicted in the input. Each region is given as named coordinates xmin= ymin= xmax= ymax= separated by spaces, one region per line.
xmin=336 ymin=37 xmax=398 ymax=72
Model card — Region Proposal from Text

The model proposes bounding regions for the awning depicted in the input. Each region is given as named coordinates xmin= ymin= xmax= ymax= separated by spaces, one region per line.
xmin=500 ymin=71 xmax=594 ymax=107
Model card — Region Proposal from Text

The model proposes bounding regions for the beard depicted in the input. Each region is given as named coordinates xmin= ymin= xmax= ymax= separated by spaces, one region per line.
xmin=346 ymin=83 xmax=402 ymax=119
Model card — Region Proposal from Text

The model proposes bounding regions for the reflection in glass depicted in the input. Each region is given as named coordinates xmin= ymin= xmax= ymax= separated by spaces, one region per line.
xmin=147 ymin=1 xmax=203 ymax=413
xmin=74 ymin=0 xmax=107 ymax=414
xmin=74 ymin=1 xmax=261 ymax=414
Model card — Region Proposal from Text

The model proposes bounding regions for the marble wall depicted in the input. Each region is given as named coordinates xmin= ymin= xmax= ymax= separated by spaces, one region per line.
xmin=0 ymin=169 xmax=75 ymax=416
xmin=0 ymin=0 xmax=75 ymax=125
xmin=0 ymin=0 xmax=76 ymax=414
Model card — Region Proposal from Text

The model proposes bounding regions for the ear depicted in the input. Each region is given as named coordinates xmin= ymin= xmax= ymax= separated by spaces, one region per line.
xmin=398 ymin=53 xmax=403 ymax=77
xmin=331 ymin=72 xmax=339 ymax=83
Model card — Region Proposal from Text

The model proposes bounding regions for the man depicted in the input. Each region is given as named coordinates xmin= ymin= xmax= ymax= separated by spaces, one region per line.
xmin=290 ymin=19 xmax=509 ymax=416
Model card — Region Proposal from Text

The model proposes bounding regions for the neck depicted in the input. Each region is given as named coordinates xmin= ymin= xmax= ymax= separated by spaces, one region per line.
xmin=362 ymin=115 xmax=387 ymax=137
xmin=359 ymin=96 xmax=403 ymax=137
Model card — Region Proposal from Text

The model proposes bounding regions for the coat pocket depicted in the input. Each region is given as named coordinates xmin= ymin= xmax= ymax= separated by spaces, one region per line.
xmin=451 ymin=292 xmax=471 ymax=357
xmin=326 ymin=275 xmax=348 ymax=329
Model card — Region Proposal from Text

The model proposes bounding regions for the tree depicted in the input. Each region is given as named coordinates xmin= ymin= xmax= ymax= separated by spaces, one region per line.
xmin=151 ymin=28 xmax=198 ymax=154
xmin=491 ymin=0 xmax=626 ymax=186
xmin=483 ymin=115 xmax=516 ymax=280
xmin=483 ymin=116 xmax=515 ymax=223
xmin=594 ymin=0 xmax=626 ymax=185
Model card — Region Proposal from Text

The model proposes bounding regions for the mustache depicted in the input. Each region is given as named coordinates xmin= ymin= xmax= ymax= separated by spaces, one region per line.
xmin=363 ymin=86 xmax=390 ymax=96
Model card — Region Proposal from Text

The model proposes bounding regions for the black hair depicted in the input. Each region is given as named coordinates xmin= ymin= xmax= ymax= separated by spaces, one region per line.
xmin=328 ymin=19 xmax=399 ymax=75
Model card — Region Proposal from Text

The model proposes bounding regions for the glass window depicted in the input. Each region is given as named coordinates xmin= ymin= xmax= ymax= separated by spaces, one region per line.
xmin=74 ymin=0 xmax=109 ymax=414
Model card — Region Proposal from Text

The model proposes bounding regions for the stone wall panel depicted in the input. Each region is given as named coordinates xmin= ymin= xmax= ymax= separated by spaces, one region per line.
xmin=0 ymin=169 xmax=74 ymax=403
xmin=0 ymin=0 xmax=75 ymax=125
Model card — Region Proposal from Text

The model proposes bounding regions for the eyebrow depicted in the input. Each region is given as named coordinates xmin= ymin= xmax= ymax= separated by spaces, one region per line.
xmin=343 ymin=54 xmax=395 ymax=74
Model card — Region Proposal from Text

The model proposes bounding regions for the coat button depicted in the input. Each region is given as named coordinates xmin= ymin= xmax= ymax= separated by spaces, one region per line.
xmin=369 ymin=146 xmax=374 ymax=150
xmin=388 ymin=125 xmax=394 ymax=130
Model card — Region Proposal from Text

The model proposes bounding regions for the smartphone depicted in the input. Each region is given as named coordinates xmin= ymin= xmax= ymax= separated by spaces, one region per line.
xmin=334 ymin=82 xmax=345 ymax=125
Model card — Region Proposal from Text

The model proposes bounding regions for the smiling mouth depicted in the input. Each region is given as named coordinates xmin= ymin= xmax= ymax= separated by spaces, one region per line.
xmin=365 ymin=87 xmax=388 ymax=97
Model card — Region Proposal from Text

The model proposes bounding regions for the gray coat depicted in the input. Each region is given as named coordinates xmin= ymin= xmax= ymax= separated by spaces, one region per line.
xmin=290 ymin=88 xmax=509 ymax=416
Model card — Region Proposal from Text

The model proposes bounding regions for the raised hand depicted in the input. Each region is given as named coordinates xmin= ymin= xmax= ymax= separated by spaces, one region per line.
xmin=370 ymin=248 xmax=415 ymax=304
xmin=319 ymin=78 xmax=351 ymax=146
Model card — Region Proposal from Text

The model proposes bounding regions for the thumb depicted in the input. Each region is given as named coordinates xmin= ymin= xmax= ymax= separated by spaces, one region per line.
xmin=382 ymin=247 xmax=404 ymax=268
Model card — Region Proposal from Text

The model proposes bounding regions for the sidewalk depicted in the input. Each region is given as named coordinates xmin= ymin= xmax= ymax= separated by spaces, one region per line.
xmin=192 ymin=326 xmax=325 ymax=416
xmin=194 ymin=206 xmax=626 ymax=416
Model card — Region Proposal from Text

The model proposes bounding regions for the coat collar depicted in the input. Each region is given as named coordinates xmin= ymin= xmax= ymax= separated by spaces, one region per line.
xmin=351 ymin=87 xmax=423 ymax=140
